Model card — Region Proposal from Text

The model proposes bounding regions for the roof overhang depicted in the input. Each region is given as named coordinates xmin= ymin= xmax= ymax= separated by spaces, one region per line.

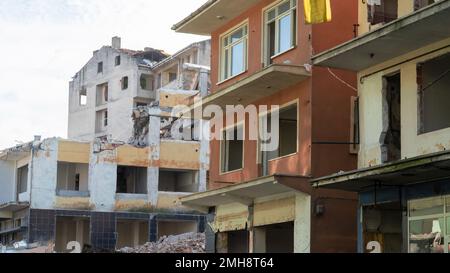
xmin=188 ymin=64 xmax=310 ymax=118
xmin=172 ymin=0 xmax=261 ymax=35
xmin=0 ymin=202 xmax=30 ymax=213
xmin=180 ymin=175 xmax=311 ymax=209
xmin=311 ymin=150 xmax=450 ymax=192
xmin=312 ymin=0 xmax=450 ymax=71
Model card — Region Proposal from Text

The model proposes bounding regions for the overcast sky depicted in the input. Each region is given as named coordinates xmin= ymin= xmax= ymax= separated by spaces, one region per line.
xmin=0 ymin=0 xmax=207 ymax=150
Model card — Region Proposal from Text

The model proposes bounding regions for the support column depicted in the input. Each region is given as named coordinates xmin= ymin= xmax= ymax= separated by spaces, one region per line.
xmin=294 ymin=193 xmax=311 ymax=253
xmin=148 ymin=107 xmax=161 ymax=206
xmin=198 ymin=120 xmax=210 ymax=192
xmin=76 ymin=220 xmax=84 ymax=247
xmin=133 ymin=222 xmax=140 ymax=247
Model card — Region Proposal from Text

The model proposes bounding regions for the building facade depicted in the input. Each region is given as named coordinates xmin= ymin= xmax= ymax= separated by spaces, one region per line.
xmin=173 ymin=0 xmax=362 ymax=253
xmin=312 ymin=0 xmax=450 ymax=253
xmin=0 ymin=39 xmax=212 ymax=251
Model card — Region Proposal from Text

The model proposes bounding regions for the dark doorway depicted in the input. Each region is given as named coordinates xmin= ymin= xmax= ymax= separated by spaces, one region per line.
xmin=381 ymin=73 xmax=401 ymax=163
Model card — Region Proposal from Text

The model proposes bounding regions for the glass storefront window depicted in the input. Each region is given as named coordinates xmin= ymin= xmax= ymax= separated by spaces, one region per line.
xmin=409 ymin=197 xmax=444 ymax=217
xmin=409 ymin=218 xmax=445 ymax=253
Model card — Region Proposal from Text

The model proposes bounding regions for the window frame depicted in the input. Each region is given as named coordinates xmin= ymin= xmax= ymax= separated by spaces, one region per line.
xmin=263 ymin=0 xmax=298 ymax=66
xmin=97 ymin=62 xmax=103 ymax=74
xmin=219 ymin=122 xmax=245 ymax=175
xmin=121 ymin=76 xmax=129 ymax=90
xmin=115 ymin=55 xmax=121 ymax=66
xmin=219 ymin=21 xmax=249 ymax=83
xmin=257 ymin=99 xmax=299 ymax=165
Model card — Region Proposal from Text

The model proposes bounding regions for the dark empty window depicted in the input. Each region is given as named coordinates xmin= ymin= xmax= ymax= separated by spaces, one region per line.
xmin=221 ymin=125 xmax=244 ymax=173
xmin=98 ymin=62 xmax=103 ymax=73
xmin=104 ymin=110 xmax=108 ymax=127
xmin=169 ymin=73 xmax=177 ymax=82
xmin=115 ymin=56 xmax=121 ymax=66
xmin=367 ymin=0 xmax=398 ymax=25
xmin=418 ymin=53 xmax=450 ymax=133
xmin=414 ymin=0 xmax=437 ymax=11
xmin=116 ymin=166 xmax=147 ymax=194
xmin=121 ymin=76 xmax=129 ymax=90
xmin=17 ymin=165 xmax=28 ymax=194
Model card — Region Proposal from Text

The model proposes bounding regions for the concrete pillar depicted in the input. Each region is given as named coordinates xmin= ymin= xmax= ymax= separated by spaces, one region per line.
xmin=199 ymin=69 xmax=209 ymax=97
xmin=89 ymin=148 xmax=117 ymax=212
xmin=133 ymin=222 xmax=140 ymax=247
xmin=76 ymin=220 xmax=84 ymax=246
xmin=147 ymin=107 xmax=161 ymax=206
xmin=198 ymin=120 xmax=210 ymax=192
xmin=294 ymin=193 xmax=311 ymax=253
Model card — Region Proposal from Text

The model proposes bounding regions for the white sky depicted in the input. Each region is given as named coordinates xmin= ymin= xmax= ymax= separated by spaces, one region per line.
xmin=0 ymin=0 xmax=207 ymax=150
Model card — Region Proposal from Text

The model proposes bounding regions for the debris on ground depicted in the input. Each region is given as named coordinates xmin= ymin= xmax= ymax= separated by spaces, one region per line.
xmin=117 ymin=232 xmax=205 ymax=253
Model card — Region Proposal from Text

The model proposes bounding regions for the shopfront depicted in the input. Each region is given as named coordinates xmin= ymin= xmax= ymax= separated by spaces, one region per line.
xmin=408 ymin=196 xmax=450 ymax=253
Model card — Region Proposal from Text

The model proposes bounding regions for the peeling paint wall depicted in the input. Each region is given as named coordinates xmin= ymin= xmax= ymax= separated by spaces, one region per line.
xmin=358 ymin=38 xmax=450 ymax=168
xmin=30 ymin=139 xmax=58 ymax=209
xmin=89 ymin=149 xmax=117 ymax=212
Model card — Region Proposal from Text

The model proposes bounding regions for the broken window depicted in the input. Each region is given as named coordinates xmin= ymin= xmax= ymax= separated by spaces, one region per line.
xmin=381 ymin=73 xmax=401 ymax=163
xmin=79 ymin=88 xmax=87 ymax=106
xmin=104 ymin=110 xmax=108 ymax=127
xmin=140 ymin=74 xmax=153 ymax=91
xmin=17 ymin=165 xmax=28 ymax=194
xmin=418 ymin=53 xmax=450 ymax=133
xmin=262 ymin=103 xmax=298 ymax=161
xmin=56 ymin=162 xmax=89 ymax=192
xmin=264 ymin=0 xmax=297 ymax=65
xmin=115 ymin=55 xmax=121 ymax=66
xmin=96 ymin=110 xmax=108 ymax=133
xmin=159 ymin=170 xmax=199 ymax=193
xmin=97 ymin=62 xmax=103 ymax=74
xmin=169 ymin=72 xmax=177 ymax=83
xmin=116 ymin=166 xmax=147 ymax=194
xmin=121 ymin=76 xmax=129 ymax=90
xmin=414 ymin=0 xmax=437 ymax=11
xmin=96 ymin=83 xmax=108 ymax=106
xmin=221 ymin=125 xmax=244 ymax=173
xmin=367 ymin=0 xmax=398 ymax=25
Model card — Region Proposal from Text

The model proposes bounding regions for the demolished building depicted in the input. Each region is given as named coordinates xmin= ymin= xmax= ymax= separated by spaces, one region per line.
xmin=0 ymin=38 xmax=211 ymax=252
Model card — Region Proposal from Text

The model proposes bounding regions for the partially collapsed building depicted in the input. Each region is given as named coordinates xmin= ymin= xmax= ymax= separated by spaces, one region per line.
xmin=0 ymin=38 xmax=211 ymax=251
xmin=312 ymin=0 xmax=450 ymax=253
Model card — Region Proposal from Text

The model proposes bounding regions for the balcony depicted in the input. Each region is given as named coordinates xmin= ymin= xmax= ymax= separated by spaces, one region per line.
xmin=190 ymin=64 xmax=310 ymax=114
xmin=173 ymin=0 xmax=261 ymax=35
xmin=313 ymin=1 xmax=450 ymax=71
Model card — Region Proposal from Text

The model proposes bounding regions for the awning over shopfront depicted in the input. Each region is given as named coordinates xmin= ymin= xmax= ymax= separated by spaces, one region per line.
xmin=311 ymin=150 xmax=450 ymax=192
xmin=312 ymin=0 xmax=450 ymax=71
xmin=180 ymin=175 xmax=310 ymax=209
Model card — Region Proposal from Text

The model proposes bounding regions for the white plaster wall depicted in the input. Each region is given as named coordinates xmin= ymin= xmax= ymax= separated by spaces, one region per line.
xmin=30 ymin=139 xmax=58 ymax=209
xmin=0 ymin=160 xmax=16 ymax=204
xmin=89 ymin=149 xmax=117 ymax=212
xmin=68 ymin=46 xmax=154 ymax=143
xmin=358 ymin=38 xmax=450 ymax=168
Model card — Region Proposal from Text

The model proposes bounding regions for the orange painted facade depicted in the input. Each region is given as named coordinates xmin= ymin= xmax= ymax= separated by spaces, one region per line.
xmin=208 ymin=0 xmax=359 ymax=188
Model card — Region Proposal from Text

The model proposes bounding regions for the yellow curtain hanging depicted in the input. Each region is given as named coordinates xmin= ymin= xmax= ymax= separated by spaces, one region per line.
xmin=304 ymin=0 xmax=332 ymax=24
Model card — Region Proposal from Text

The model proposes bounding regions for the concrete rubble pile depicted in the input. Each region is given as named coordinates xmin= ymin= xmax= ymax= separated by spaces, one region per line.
xmin=129 ymin=105 xmax=151 ymax=147
xmin=117 ymin=232 xmax=205 ymax=253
